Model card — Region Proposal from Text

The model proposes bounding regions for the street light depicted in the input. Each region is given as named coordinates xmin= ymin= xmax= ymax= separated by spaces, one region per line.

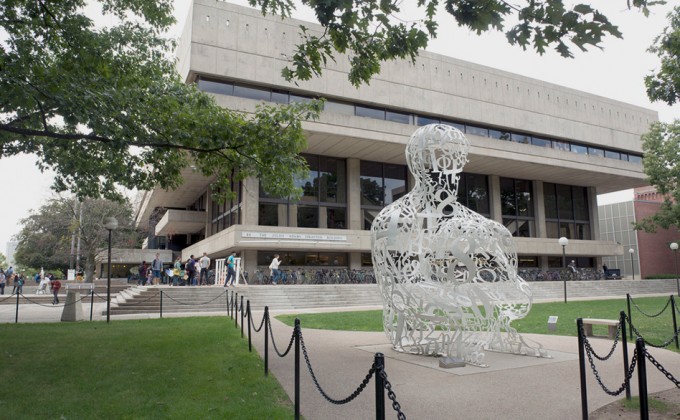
xmin=104 ymin=217 xmax=118 ymax=323
xmin=671 ymin=242 xmax=679 ymax=296
xmin=628 ymin=248 xmax=635 ymax=280
xmin=558 ymin=237 xmax=569 ymax=303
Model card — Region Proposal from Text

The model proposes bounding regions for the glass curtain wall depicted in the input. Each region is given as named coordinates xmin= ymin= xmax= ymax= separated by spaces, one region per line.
xmin=500 ymin=178 xmax=535 ymax=237
xmin=544 ymin=183 xmax=591 ymax=239
xmin=360 ymin=161 xmax=408 ymax=229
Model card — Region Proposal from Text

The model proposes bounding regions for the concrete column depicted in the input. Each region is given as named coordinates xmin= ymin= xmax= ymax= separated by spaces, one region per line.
xmin=61 ymin=291 xmax=83 ymax=322
xmin=347 ymin=158 xmax=361 ymax=230
xmin=288 ymin=204 xmax=298 ymax=227
xmin=242 ymin=249 xmax=258 ymax=282
xmin=348 ymin=252 xmax=363 ymax=269
xmin=489 ymin=175 xmax=502 ymax=223
xmin=588 ymin=187 xmax=600 ymax=240
xmin=241 ymin=177 xmax=259 ymax=226
xmin=534 ymin=181 xmax=547 ymax=238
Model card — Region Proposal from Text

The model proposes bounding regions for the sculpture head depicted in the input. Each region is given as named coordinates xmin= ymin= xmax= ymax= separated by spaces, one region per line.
xmin=405 ymin=124 xmax=469 ymax=193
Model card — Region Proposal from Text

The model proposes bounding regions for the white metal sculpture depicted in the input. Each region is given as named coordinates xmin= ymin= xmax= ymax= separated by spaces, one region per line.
xmin=371 ymin=124 xmax=548 ymax=366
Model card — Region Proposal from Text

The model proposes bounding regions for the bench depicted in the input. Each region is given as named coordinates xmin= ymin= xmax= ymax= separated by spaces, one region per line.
xmin=582 ymin=318 xmax=619 ymax=339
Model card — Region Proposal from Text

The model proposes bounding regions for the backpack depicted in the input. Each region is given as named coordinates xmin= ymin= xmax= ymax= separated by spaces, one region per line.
xmin=186 ymin=260 xmax=195 ymax=272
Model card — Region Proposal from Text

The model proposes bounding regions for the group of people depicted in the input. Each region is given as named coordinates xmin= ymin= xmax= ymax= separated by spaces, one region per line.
xmin=132 ymin=251 xmax=245 ymax=287
xmin=0 ymin=267 xmax=61 ymax=304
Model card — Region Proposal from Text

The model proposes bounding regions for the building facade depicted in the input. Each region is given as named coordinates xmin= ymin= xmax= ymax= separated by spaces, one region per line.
xmin=135 ymin=0 xmax=656 ymax=279
xmin=599 ymin=187 xmax=680 ymax=279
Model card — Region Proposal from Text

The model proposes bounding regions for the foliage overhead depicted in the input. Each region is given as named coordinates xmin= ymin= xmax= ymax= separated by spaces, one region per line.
xmin=14 ymin=196 xmax=140 ymax=280
xmin=638 ymin=121 xmax=680 ymax=232
xmin=0 ymin=0 xmax=320 ymax=202
xmin=249 ymin=0 xmax=661 ymax=86
xmin=645 ymin=6 xmax=680 ymax=105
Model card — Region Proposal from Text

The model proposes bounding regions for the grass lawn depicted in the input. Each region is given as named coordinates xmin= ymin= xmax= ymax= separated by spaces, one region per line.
xmin=0 ymin=317 xmax=294 ymax=419
xmin=277 ymin=296 xmax=680 ymax=352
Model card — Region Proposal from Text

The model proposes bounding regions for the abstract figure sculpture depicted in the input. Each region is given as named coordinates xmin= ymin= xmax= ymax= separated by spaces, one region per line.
xmin=371 ymin=124 xmax=548 ymax=366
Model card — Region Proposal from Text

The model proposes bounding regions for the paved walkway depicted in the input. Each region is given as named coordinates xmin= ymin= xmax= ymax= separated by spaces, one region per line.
xmin=2 ymin=295 xmax=679 ymax=419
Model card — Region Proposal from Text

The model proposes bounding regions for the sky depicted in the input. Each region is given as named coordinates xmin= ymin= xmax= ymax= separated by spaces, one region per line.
xmin=1 ymin=0 xmax=678 ymax=254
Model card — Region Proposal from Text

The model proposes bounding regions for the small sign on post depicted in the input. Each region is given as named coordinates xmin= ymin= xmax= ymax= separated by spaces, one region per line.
xmin=548 ymin=316 xmax=558 ymax=331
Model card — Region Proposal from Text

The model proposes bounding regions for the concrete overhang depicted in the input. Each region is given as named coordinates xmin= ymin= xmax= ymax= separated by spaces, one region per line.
xmin=155 ymin=209 xmax=206 ymax=236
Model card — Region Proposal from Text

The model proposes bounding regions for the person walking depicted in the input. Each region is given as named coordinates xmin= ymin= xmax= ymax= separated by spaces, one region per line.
xmin=0 ymin=269 xmax=5 ymax=295
xmin=172 ymin=256 xmax=182 ymax=286
xmin=224 ymin=251 xmax=236 ymax=286
xmin=51 ymin=278 xmax=62 ymax=305
xmin=138 ymin=261 xmax=147 ymax=286
xmin=186 ymin=255 xmax=197 ymax=286
xmin=269 ymin=254 xmax=281 ymax=285
xmin=199 ymin=252 xmax=211 ymax=285
xmin=152 ymin=253 xmax=163 ymax=285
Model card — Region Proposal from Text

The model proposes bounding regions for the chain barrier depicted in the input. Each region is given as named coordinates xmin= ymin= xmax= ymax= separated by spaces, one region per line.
xmin=267 ymin=315 xmax=295 ymax=357
xmin=0 ymin=294 xmax=16 ymax=303
xmin=644 ymin=349 xmax=680 ymax=388
xmin=675 ymin=298 xmax=680 ymax=315
xmin=299 ymin=328 xmax=377 ymax=405
xmin=18 ymin=292 xmax=92 ymax=308
xmin=379 ymin=368 xmax=407 ymax=420
xmin=162 ymin=290 xmax=227 ymax=306
xmin=580 ymin=323 xmax=638 ymax=396
xmin=93 ymin=291 xmax=160 ymax=306
xmin=249 ymin=307 xmax=266 ymax=333
xmin=629 ymin=295 xmax=672 ymax=318
xmin=587 ymin=322 xmax=622 ymax=361
xmin=91 ymin=292 xmax=110 ymax=302
xmin=627 ymin=317 xmax=680 ymax=348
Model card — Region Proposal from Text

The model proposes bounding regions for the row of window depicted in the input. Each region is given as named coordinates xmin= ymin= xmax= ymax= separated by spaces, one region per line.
xmin=196 ymin=76 xmax=643 ymax=164
xmin=255 ymin=154 xmax=591 ymax=240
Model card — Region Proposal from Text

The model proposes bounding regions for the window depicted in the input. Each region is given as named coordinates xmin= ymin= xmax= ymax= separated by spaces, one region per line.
xmin=553 ymin=141 xmax=570 ymax=151
xmin=386 ymin=110 xmax=411 ymax=124
xmin=361 ymin=161 xmax=408 ymax=230
xmin=457 ymin=173 xmax=490 ymax=216
xmin=489 ymin=129 xmax=511 ymax=140
xmin=417 ymin=115 xmax=440 ymax=126
xmin=324 ymin=101 xmax=355 ymax=116
xmin=211 ymin=176 xmax=242 ymax=234
xmin=571 ymin=144 xmax=588 ymax=155
xmin=466 ymin=125 xmax=488 ymax=137
xmin=628 ymin=155 xmax=642 ymax=164
xmin=500 ymin=178 xmax=535 ymax=237
xmin=197 ymin=78 xmax=234 ymax=96
xmin=544 ymin=183 xmax=591 ymax=239
xmin=605 ymin=150 xmax=621 ymax=160
xmin=257 ymin=252 xmax=348 ymax=267
xmin=233 ymin=84 xmax=271 ymax=101
xmin=356 ymin=105 xmax=386 ymax=120
xmin=511 ymin=133 xmax=531 ymax=144
xmin=441 ymin=120 xmax=466 ymax=132
xmin=588 ymin=147 xmax=604 ymax=157
xmin=531 ymin=137 xmax=552 ymax=148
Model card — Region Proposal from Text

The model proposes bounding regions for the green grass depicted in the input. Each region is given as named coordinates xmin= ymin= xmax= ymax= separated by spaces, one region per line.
xmin=277 ymin=296 xmax=680 ymax=352
xmin=0 ymin=317 xmax=294 ymax=419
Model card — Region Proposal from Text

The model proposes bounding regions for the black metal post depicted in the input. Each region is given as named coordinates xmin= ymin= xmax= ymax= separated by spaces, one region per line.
xmin=235 ymin=292 xmax=238 ymax=328
xmin=15 ymin=288 xmax=19 ymax=323
xmin=627 ymin=293 xmax=633 ymax=339
xmin=631 ymin=254 xmax=635 ymax=280
xmin=106 ymin=228 xmax=112 ymax=323
xmin=375 ymin=353 xmax=386 ymax=420
xmin=620 ymin=311 xmax=631 ymax=400
xmin=247 ymin=300 xmax=252 ymax=352
xmin=674 ymin=249 xmax=679 ymax=296
xmin=295 ymin=318 xmax=300 ymax=420
xmin=562 ymin=245 xmax=567 ymax=303
xmin=671 ymin=295 xmax=679 ymax=350
xmin=160 ymin=291 xmax=163 ymax=319
xmin=226 ymin=290 xmax=229 ymax=317
xmin=636 ymin=338 xmax=649 ymax=420
xmin=90 ymin=289 xmax=94 ymax=321
xmin=240 ymin=295 xmax=244 ymax=338
xmin=576 ymin=318 xmax=588 ymax=420
xmin=264 ymin=306 xmax=269 ymax=377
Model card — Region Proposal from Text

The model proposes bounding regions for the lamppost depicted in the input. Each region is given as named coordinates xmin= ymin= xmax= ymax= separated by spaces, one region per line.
xmin=104 ymin=217 xmax=118 ymax=323
xmin=559 ymin=237 xmax=569 ymax=303
xmin=628 ymin=248 xmax=635 ymax=280
xmin=671 ymin=242 xmax=679 ymax=296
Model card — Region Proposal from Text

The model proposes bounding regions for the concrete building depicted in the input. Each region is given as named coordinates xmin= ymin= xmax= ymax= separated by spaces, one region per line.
xmin=134 ymin=0 xmax=655 ymax=279
xmin=599 ymin=187 xmax=680 ymax=279
xmin=5 ymin=241 xmax=17 ymax=267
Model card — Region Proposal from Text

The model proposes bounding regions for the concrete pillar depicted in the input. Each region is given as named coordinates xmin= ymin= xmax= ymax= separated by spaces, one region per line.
xmin=242 ymin=249 xmax=258 ymax=282
xmin=489 ymin=175 xmax=502 ymax=223
xmin=588 ymin=187 xmax=600 ymax=240
xmin=349 ymin=251 xmax=363 ymax=269
xmin=241 ymin=177 xmax=259 ymax=226
xmin=534 ymin=181 xmax=547 ymax=238
xmin=61 ymin=291 xmax=83 ymax=322
xmin=347 ymin=158 xmax=361 ymax=230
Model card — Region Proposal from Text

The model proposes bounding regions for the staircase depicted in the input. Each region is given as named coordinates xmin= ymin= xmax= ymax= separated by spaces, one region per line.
xmin=0 ymin=279 xmax=132 ymax=306
xmin=108 ymin=278 xmax=680 ymax=316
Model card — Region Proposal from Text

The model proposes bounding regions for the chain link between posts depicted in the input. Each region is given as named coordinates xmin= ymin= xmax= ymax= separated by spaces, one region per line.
xmin=629 ymin=295 xmax=672 ymax=318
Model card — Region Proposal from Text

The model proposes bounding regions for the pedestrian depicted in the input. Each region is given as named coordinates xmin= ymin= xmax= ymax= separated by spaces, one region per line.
xmin=0 ymin=269 xmax=5 ymax=295
xmin=138 ymin=261 xmax=147 ymax=285
xmin=224 ymin=251 xmax=236 ymax=286
xmin=269 ymin=254 xmax=281 ymax=285
xmin=152 ymin=253 xmax=163 ymax=285
xmin=146 ymin=267 xmax=153 ymax=286
xmin=172 ymin=256 xmax=182 ymax=286
xmin=12 ymin=274 xmax=24 ymax=295
xmin=186 ymin=255 xmax=197 ymax=286
xmin=51 ymin=278 xmax=62 ymax=304
xmin=199 ymin=252 xmax=211 ymax=285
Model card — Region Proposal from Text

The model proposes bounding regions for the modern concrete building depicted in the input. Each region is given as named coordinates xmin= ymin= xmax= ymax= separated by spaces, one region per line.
xmin=599 ymin=187 xmax=680 ymax=279
xmin=134 ymin=0 xmax=656 ymax=279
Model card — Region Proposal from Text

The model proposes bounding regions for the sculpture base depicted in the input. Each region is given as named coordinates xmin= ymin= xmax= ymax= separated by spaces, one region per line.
xmin=438 ymin=356 xmax=466 ymax=369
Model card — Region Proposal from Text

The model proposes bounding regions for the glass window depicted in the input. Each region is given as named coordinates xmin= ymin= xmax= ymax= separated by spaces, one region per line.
xmin=628 ymin=155 xmax=642 ymax=164
xmin=271 ymin=90 xmax=289 ymax=104
xmin=417 ymin=115 xmax=440 ymax=126
xmin=295 ymin=155 xmax=319 ymax=202
xmin=384 ymin=164 xmax=407 ymax=205
xmin=324 ymin=100 xmax=355 ymax=116
xmin=325 ymin=207 xmax=346 ymax=229
xmin=441 ymin=120 xmax=466 ymax=132
xmin=619 ymin=153 xmax=629 ymax=162
xmin=356 ymin=105 xmax=386 ymax=120
xmin=360 ymin=161 xmax=384 ymax=206
xmin=573 ymin=187 xmax=589 ymax=220
xmin=518 ymin=256 xmax=539 ymax=268
xmin=298 ymin=205 xmax=318 ymax=228
xmin=500 ymin=177 xmax=535 ymax=237
xmin=557 ymin=184 xmax=573 ymax=219
xmin=197 ymin=78 xmax=234 ymax=96
xmin=458 ymin=173 xmax=489 ymax=216
xmin=233 ymin=84 xmax=271 ymax=101
xmin=531 ymin=137 xmax=552 ymax=148
xmin=605 ymin=150 xmax=621 ymax=160
xmin=588 ymin=147 xmax=605 ymax=157
xmin=571 ymin=144 xmax=588 ymax=154
xmin=553 ymin=141 xmax=570 ymax=151
xmin=545 ymin=183 xmax=590 ymax=239
xmin=319 ymin=157 xmax=346 ymax=204
xmin=290 ymin=94 xmax=313 ymax=103
xmin=258 ymin=204 xmax=278 ymax=226
xmin=489 ymin=129 xmax=511 ymax=141
xmin=466 ymin=125 xmax=488 ymax=137
xmin=511 ymin=133 xmax=531 ymax=144
xmin=385 ymin=110 xmax=411 ymax=124
xmin=500 ymin=178 xmax=516 ymax=216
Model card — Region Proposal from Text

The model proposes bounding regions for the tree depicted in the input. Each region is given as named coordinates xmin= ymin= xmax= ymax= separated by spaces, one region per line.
xmin=249 ymin=0 xmax=658 ymax=86
xmin=0 ymin=0 xmax=320 ymax=202
xmin=645 ymin=6 xmax=680 ymax=106
xmin=0 ymin=253 xmax=6 ymax=270
xmin=14 ymin=196 xmax=141 ymax=281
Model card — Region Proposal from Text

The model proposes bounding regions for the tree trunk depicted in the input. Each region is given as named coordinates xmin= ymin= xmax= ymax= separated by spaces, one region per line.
xmin=84 ymin=253 xmax=96 ymax=283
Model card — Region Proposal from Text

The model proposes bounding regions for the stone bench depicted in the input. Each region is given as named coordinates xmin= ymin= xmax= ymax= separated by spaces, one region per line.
xmin=582 ymin=318 xmax=619 ymax=339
